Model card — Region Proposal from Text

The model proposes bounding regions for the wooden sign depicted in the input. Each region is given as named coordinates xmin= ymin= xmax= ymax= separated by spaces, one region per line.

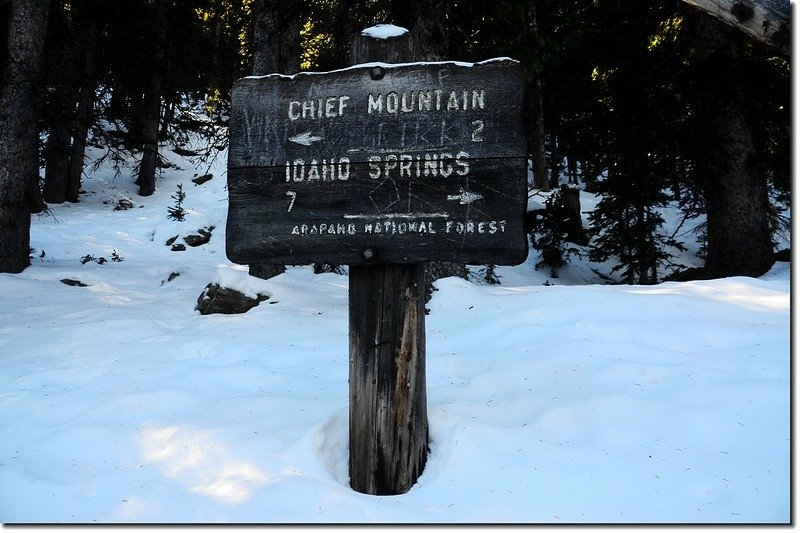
xmin=226 ymin=59 xmax=527 ymax=266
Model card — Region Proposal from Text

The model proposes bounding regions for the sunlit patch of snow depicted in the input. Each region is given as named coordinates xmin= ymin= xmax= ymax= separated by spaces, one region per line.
xmin=139 ymin=425 xmax=270 ymax=504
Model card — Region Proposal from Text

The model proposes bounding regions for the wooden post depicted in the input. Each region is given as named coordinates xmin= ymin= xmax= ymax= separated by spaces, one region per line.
xmin=348 ymin=28 xmax=429 ymax=496
xmin=349 ymin=263 xmax=428 ymax=495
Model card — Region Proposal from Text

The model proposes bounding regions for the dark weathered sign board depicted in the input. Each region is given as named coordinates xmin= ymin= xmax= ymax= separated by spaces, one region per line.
xmin=226 ymin=59 xmax=527 ymax=266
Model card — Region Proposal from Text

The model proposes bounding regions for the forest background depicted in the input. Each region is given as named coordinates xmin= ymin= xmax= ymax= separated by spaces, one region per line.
xmin=0 ymin=0 xmax=791 ymax=283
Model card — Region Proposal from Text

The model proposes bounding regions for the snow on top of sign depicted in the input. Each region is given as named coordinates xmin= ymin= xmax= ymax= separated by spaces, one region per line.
xmin=242 ymin=57 xmax=520 ymax=81
xmin=361 ymin=24 xmax=408 ymax=39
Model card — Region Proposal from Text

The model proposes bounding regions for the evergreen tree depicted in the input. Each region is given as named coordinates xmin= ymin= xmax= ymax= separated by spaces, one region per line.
xmin=578 ymin=2 xmax=687 ymax=283
xmin=531 ymin=186 xmax=583 ymax=278
xmin=167 ymin=184 xmax=187 ymax=221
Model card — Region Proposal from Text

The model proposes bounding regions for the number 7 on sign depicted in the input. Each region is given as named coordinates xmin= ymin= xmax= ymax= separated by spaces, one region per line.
xmin=286 ymin=191 xmax=297 ymax=212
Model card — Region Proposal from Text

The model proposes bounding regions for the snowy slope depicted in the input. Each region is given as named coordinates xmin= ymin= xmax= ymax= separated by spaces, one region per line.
xmin=0 ymin=143 xmax=789 ymax=523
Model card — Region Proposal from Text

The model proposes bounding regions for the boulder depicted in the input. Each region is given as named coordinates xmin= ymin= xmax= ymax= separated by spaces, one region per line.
xmin=196 ymin=283 xmax=269 ymax=315
xmin=113 ymin=197 xmax=135 ymax=211
xmin=183 ymin=226 xmax=214 ymax=247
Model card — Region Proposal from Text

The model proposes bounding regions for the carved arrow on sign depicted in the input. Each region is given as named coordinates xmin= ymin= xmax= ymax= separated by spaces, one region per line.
xmin=447 ymin=188 xmax=484 ymax=205
xmin=289 ymin=131 xmax=323 ymax=146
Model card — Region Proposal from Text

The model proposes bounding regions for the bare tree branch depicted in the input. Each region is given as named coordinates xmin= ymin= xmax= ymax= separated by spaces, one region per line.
xmin=681 ymin=0 xmax=790 ymax=56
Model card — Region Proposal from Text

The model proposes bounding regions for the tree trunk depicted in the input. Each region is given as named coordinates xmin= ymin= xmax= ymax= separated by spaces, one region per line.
xmin=680 ymin=0 xmax=789 ymax=56
xmin=252 ymin=0 xmax=301 ymax=75
xmin=248 ymin=0 xmax=301 ymax=280
xmin=424 ymin=261 xmax=466 ymax=302
xmin=43 ymin=14 xmax=79 ymax=204
xmin=135 ymin=88 xmax=160 ymax=196
xmin=408 ymin=0 xmax=448 ymax=61
xmin=160 ymin=94 xmax=175 ymax=149
xmin=252 ymin=1 xmax=278 ymax=75
xmin=65 ymin=17 xmax=98 ymax=203
xmin=559 ymin=184 xmax=587 ymax=246
xmin=567 ymin=153 xmax=578 ymax=185
xmin=530 ymin=77 xmax=549 ymax=191
xmin=403 ymin=0 xmax=469 ymax=290
xmin=520 ymin=2 xmax=549 ymax=192
xmin=0 ymin=0 xmax=49 ymax=273
xmin=43 ymin=122 xmax=73 ymax=203
xmin=548 ymin=131 xmax=561 ymax=189
xmin=209 ymin=0 xmax=223 ymax=97
xmin=689 ymin=12 xmax=774 ymax=278
xmin=136 ymin=0 xmax=166 ymax=197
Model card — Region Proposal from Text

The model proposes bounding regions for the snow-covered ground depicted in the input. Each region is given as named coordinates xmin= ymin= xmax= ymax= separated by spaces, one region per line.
xmin=0 ymin=143 xmax=790 ymax=523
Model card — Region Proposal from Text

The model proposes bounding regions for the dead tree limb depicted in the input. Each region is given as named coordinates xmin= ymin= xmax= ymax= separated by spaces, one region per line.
xmin=680 ymin=0 xmax=790 ymax=56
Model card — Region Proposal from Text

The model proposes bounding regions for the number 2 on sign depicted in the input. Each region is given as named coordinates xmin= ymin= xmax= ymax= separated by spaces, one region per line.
xmin=286 ymin=191 xmax=297 ymax=212
xmin=471 ymin=120 xmax=484 ymax=142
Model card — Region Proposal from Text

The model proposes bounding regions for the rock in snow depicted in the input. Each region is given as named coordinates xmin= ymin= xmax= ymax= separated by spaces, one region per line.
xmin=195 ymin=283 xmax=269 ymax=315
